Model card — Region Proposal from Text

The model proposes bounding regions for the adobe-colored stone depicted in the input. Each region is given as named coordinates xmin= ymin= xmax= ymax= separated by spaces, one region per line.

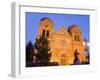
xmin=37 ymin=18 xmax=86 ymax=65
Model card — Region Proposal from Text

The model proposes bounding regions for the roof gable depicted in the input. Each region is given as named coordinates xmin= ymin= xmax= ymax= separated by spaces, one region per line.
xmin=55 ymin=26 xmax=71 ymax=37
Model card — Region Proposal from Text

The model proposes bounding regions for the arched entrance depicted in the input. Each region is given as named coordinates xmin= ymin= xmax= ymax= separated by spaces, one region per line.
xmin=60 ymin=54 xmax=66 ymax=65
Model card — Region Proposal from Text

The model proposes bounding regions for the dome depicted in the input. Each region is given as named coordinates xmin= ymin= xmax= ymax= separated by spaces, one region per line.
xmin=39 ymin=17 xmax=54 ymax=28
xmin=68 ymin=24 xmax=81 ymax=33
xmin=40 ymin=17 xmax=52 ymax=22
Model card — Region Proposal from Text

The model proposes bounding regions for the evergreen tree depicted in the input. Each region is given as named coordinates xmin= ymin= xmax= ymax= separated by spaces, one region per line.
xmin=34 ymin=36 xmax=51 ymax=65
xmin=26 ymin=40 xmax=34 ymax=62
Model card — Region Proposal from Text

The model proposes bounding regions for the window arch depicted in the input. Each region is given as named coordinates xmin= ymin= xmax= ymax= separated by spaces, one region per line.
xmin=74 ymin=35 xmax=77 ymax=41
xmin=42 ymin=29 xmax=45 ymax=37
xmin=77 ymin=35 xmax=80 ymax=41
xmin=74 ymin=35 xmax=80 ymax=41
xmin=46 ymin=30 xmax=49 ymax=37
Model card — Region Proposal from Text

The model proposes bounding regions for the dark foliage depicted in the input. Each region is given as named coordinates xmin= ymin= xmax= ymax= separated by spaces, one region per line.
xmin=26 ymin=40 xmax=34 ymax=62
xmin=34 ymin=36 xmax=51 ymax=65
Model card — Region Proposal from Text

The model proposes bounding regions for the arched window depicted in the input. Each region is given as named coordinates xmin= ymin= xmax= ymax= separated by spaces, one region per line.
xmin=74 ymin=35 xmax=77 ymax=41
xmin=74 ymin=35 xmax=80 ymax=41
xmin=46 ymin=30 xmax=49 ymax=37
xmin=77 ymin=35 xmax=80 ymax=41
xmin=42 ymin=29 xmax=45 ymax=37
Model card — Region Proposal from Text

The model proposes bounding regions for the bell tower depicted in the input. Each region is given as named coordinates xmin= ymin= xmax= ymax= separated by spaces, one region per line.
xmin=37 ymin=17 xmax=54 ymax=38
xmin=68 ymin=25 xmax=86 ymax=63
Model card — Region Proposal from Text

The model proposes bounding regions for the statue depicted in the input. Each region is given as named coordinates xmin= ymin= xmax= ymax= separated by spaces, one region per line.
xmin=73 ymin=49 xmax=80 ymax=65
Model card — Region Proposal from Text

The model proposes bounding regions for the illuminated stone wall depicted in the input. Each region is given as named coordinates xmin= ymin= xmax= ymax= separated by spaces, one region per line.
xmin=37 ymin=18 xmax=86 ymax=65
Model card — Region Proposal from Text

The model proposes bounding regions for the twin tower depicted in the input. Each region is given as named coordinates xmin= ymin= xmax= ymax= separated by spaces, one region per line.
xmin=37 ymin=17 xmax=86 ymax=65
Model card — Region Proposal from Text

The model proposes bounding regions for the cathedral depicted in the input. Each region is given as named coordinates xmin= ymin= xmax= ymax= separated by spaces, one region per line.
xmin=37 ymin=17 xmax=86 ymax=65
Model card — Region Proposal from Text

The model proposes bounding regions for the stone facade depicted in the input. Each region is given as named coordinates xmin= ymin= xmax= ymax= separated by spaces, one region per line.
xmin=37 ymin=17 xmax=86 ymax=65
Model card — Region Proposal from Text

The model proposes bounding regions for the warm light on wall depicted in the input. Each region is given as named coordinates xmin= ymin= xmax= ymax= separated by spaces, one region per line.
xmin=83 ymin=41 xmax=85 ymax=46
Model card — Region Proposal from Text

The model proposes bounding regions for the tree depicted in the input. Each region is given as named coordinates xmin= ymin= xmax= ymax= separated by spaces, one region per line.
xmin=34 ymin=36 xmax=51 ymax=65
xmin=26 ymin=40 xmax=34 ymax=62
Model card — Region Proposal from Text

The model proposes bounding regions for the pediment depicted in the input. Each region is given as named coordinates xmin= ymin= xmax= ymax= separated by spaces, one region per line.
xmin=55 ymin=26 xmax=71 ymax=37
